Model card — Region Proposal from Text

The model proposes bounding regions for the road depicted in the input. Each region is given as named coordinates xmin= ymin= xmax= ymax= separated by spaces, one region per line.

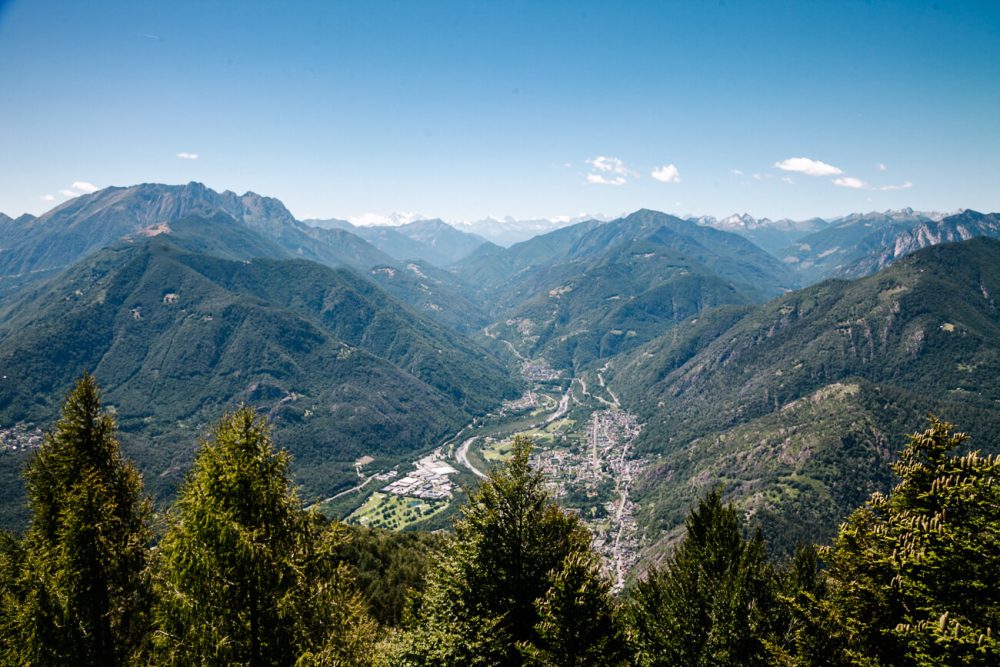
xmin=455 ymin=436 xmax=487 ymax=479
xmin=544 ymin=385 xmax=572 ymax=424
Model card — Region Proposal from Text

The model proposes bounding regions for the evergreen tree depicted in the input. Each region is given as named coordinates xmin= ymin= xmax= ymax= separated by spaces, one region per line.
xmin=150 ymin=406 xmax=378 ymax=666
xmin=786 ymin=418 xmax=1000 ymax=665
xmin=0 ymin=374 xmax=152 ymax=665
xmin=394 ymin=436 xmax=594 ymax=666
xmin=627 ymin=489 xmax=779 ymax=667
xmin=520 ymin=550 xmax=629 ymax=667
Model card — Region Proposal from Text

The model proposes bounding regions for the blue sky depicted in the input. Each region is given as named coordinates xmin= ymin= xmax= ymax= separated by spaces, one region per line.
xmin=1 ymin=0 xmax=998 ymax=221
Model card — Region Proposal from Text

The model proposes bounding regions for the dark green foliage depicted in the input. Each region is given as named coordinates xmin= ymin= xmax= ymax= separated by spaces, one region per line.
xmin=780 ymin=418 xmax=1000 ymax=666
xmin=151 ymin=406 xmax=379 ymax=666
xmin=521 ymin=550 xmax=629 ymax=666
xmin=628 ymin=490 xmax=779 ymax=667
xmin=394 ymin=436 xmax=601 ymax=666
xmin=0 ymin=374 xmax=152 ymax=666
xmin=339 ymin=526 xmax=443 ymax=627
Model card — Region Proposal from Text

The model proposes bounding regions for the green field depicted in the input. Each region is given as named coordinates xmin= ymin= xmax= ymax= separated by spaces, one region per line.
xmin=346 ymin=492 xmax=449 ymax=531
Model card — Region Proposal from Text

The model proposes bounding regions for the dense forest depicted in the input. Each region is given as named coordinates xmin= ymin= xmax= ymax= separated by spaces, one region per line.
xmin=1 ymin=376 xmax=997 ymax=665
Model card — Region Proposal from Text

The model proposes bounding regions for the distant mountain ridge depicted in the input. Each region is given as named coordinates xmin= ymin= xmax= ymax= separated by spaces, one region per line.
xmin=781 ymin=208 xmax=995 ymax=284
xmin=455 ymin=209 xmax=797 ymax=371
xmin=0 ymin=182 xmax=396 ymax=278
xmin=304 ymin=216 xmax=487 ymax=266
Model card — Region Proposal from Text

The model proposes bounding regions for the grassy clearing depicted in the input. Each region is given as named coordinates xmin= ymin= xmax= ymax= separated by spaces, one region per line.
xmin=346 ymin=492 xmax=449 ymax=531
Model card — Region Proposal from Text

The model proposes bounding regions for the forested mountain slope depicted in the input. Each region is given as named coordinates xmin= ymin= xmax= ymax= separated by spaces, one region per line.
xmin=0 ymin=214 xmax=516 ymax=524
xmin=607 ymin=237 xmax=1000 ymax=555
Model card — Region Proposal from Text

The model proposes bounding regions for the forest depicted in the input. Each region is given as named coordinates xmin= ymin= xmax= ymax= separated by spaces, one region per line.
xmin=0 ymin=375 xmax=997 ymax=666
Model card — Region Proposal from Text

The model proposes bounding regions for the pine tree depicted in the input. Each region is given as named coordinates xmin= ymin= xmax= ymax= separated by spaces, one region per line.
xmin=150 ymin=405 xmax=378 ymax=666
xmin=790 ymin=418 xmax=1000 ymax=665
xmin=627 ymin=489 xmax=779 ymax=667
xmin=393 ymin=436 xmax=594 ymax=666
xmin=520 ymin=550 xmax=629 ymax=667
xmin=0 ymin=374 xmax=152 ymax=665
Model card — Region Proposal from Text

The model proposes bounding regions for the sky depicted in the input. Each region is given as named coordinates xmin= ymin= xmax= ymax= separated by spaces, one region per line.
xmin=1 ymin=0 xmax=999 ymax=222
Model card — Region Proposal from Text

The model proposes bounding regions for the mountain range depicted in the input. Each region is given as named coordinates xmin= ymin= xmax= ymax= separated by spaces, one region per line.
xmin=606 ymin=237 xmax=1000 ymax=556
xmin=2 ymin=183 xmax=999 ymax=563
xmin=0 ymin=190 xmax=517 ymax=526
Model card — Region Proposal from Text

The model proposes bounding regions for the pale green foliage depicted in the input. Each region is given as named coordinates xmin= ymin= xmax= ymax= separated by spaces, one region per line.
xmin=785 ymin=418 xmax=1000 ymax=665
xmin=151 ymin=406 xmax=379 ymax=666
xmin=0 ymin=374 xmax=152 ymax=666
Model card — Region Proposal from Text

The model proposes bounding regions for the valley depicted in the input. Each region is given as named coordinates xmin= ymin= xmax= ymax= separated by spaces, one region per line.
xmin=325 ymin=341 xmax=648 ymax=588
xmin=1 ymin=182 xmax=999 ymax=578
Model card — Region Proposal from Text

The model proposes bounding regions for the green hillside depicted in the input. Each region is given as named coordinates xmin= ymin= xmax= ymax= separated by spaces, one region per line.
xmin=467 ymin=209 xmax=794 ymax=371
xmin=607 ymin=238 xmax=1000 ymax=557
xmin=0 ymin=218 xmax=516 ymax=526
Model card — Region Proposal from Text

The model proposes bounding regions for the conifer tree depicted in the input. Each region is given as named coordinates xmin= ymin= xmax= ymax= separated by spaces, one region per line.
xmin=394 ymin=436 xmax=594 ymax=666
xmin=627 ymin=489 xmax=778 ymax=667
xmin=150 ymin=406 xmax=378 ymax=666
xmin=786 ymin=418 xmax=1000 ymax=665
xmin=0 ymin=374 xmax=152 ymax=666
xmin=520 ymin=550 xmax=629 ymax=667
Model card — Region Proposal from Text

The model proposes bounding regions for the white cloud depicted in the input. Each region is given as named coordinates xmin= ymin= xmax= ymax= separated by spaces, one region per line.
xmin=730 ymin=169 xmax=744 ymax=176
xmin=752 ymin=173 xmax=771 ymax=181
xmin=834 ymin=176 xmax=913 ymax=191
xmin=780 ymin=176 xmax=794 ymax=185
xmin=833 ymin=176 xmax=867 ymax=189
xmin=586 ymin=174 xmax=626 ymax=186
xmin=41 ymin=194 xmax=55 ymax=201
xmin=585 ymin=156 xmax=637 ymax=176
xmin=650 ymin=164 xmax=681 ymax=183
xmin=877 ymin=163 xmax=888 ymax=171
xmin=349 ymin=211 xmax=424 ymax=226
xmin=177 ymin=152 xmax=199 ymax=160
xmin=59 ymin=189 xmax=77 ymax=197
xmin=71 ymin=181 xmax=98 ymax=193
xmin=774 ymin=157 xmax=843 ymax=176
xmin=879 ymin=181 xmax=913 ymax=191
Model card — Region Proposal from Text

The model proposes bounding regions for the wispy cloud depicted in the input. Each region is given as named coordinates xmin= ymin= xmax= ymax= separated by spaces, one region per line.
xmin=833 ymin=176 xmax=867 ymax=189
xmin=586 ymin=174 xmax=627 ymax=186
xmin=877 ymin=163 xmax=888 ymax=171
xmin=650 ymin=164 xmax=680 ymax=183
xmin=586 ymin=156 xmax=637 ymax=176
xmin=41 ymin=194 xmax=55 ymax=202
xmin=775 ymin=157 xmax=843 ymax=176
xmin=780 ymin=176 xmax=794 ymax=185
xmin=177 ymin=152 xmax=199 ymax=160
xmin=72 ymin=181 xmax=98 ymax=193
xmin=57 ymin=181 xmax=100 ymax=199
xmin=834 ymin=176 xmax=914 ymax=191
xmin=730 ymin=169 xmax=744 ymax=176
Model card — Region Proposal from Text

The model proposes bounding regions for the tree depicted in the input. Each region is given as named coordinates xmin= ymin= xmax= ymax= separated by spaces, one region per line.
xmin=520 ymin=550 xmax=629 ymax=667
xmin=0 ymin=374 xmax=152 ymax=665
xmin=393 ymin=436 xmax=598 ymax=666
xmin=627 ymin=489 xmax=779 ymax=667
xmin=150 ymin=406 xmax=378 ymax=666
xmin=787 ymin=418 xmax=1000 ymax=665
